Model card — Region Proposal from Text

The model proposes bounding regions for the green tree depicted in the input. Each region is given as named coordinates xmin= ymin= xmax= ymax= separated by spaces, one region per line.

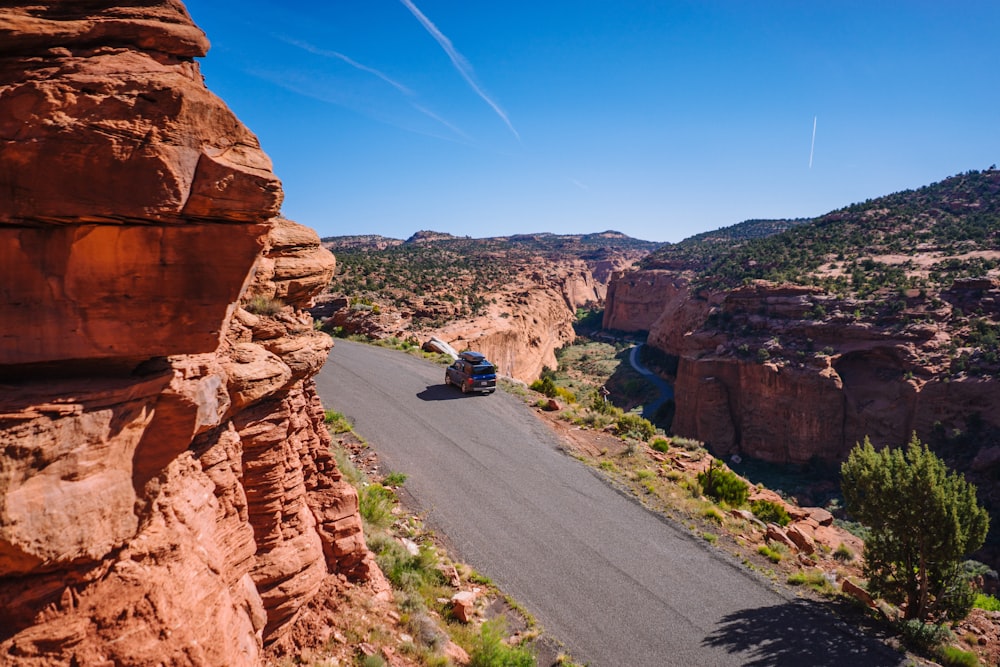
xmin=841 ymin=434 xmax=989 ymax=620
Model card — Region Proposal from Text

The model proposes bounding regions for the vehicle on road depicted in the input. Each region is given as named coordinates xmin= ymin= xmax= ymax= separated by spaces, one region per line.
xmin=445 ymin=351 xmax=497 ymax=394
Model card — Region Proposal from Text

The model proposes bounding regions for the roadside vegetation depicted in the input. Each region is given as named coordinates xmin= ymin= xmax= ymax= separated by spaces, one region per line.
xmin=518 ymin=323 xmax=999 ymax=666
xmin=315 ymin=411 xmax=577 ymax=667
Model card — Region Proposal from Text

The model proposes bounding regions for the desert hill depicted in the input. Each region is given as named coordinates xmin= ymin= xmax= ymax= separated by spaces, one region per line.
xmin=315 ymin=231 xmax=658 ymax=381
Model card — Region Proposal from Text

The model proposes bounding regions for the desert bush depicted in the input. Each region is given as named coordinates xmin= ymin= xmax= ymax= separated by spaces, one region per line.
xmin=245 ymin=295 xmax=284 ymax=316
xmin=697 ymin=460 xmax=749 ymax=507
xmin=383 ymin=471 xmax=408 ymax=487
xmin=937 ymin=646 xmax=980 ymax=667
xmin=750 ymin=499 xmax=790 ymax=526
xmin=468 ymin=619 xmax=535 ymax=667
xmin=616 ymin=413 xmax=656 ymax=441
xmin=650 ymin=437 xmax=670 ymax=453
xmin=787 ymin=570 xmax=834 ymax=595
xmin=702 ymin=507 xmax=724 ymax=524
xmin=324 ymin=410 xmax=352 ymax=434
xmin=367 ymin=533 xmax=444 ymax=594
xmin=974 ymin=593 xmax=1000 ymax=611
xmin=530 ymin=376 xmax=558 ymax=398
xmin=758 ymin=544 xmax=783 ymax=564
xmin=894 ymin=619 xmax=952 ymax=652
xmin=672 ymin=436 xmax=704 ymax=451
xmin=833 ymin=543 xmax=855 ymax=562
xmin=554 ymin=386 xmax=577 ymax=403
xmin=360 ymin=483 xmax=397 ymax=529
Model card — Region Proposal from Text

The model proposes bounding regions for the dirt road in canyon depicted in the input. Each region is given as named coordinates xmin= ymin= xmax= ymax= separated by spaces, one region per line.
xmin=316 ymin=340 xmax=902 ymax=667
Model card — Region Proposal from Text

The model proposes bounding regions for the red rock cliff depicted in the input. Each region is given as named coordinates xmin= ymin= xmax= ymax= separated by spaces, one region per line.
xmin=0 ymin=2 xmax=369 ymax=664
xmin=605 ymin=270 xmax=1000 ymax=469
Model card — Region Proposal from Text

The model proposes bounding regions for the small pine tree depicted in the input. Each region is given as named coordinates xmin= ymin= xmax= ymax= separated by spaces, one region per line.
xmin=841 ymin=434 xmax=989 ymax=621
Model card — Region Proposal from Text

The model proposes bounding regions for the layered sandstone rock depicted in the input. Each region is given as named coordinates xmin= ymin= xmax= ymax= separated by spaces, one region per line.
xmin=605 ymin=271 xmax=1000 ymax=468
xmin=0 ymin=3 xmax=368 ymax=665
xmin=432 ymin=260 xmax=599 ymax=381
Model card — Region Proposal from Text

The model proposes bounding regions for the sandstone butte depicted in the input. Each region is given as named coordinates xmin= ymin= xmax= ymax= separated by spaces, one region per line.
xmin=0 ymin=2 xmax=382 ymax=664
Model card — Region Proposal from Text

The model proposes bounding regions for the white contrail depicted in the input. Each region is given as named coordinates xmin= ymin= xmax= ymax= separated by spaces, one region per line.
xmin=399 ymin=0 xmax=520 ymax=141
xmin=280 ymin=36 xmax=413 ymax=95
xmin=809 ymin=116 xmax=817 ymax=169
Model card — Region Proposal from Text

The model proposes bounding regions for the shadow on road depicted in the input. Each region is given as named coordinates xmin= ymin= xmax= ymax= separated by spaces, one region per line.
xmin=702 ymin=600 xmax=903 ymax=666
xmin=416 ymin=384 xmax=478 ymax=401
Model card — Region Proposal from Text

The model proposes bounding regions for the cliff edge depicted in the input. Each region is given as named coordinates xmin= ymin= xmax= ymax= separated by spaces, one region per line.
xmin=0 ymin=2 xmax=372 ymax=664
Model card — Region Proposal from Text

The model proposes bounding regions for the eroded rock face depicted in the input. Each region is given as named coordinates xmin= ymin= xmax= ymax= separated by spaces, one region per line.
xmin=0 ymin=3 xmax=365 ymax=664
xmin=605 ymin=271 xmax=1000 ymax=466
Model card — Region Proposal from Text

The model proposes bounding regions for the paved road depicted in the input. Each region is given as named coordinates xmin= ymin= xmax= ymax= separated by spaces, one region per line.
xmin=316 ymin=340 xmax=903 ymax=667
xmin=628 ymin=343 xmax=674 ymax=420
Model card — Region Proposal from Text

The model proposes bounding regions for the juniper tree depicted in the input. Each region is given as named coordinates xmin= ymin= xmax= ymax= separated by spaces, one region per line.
xmin=841 ymin=434 xmax=989 ymax=621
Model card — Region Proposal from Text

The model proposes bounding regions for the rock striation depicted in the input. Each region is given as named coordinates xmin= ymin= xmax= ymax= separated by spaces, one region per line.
xmin=0 ymin=3 xmax=369 ymax=665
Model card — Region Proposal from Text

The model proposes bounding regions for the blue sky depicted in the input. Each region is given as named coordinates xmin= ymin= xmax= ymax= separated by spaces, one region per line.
xmin=184 ymin=1 xmax=1000 ymax=243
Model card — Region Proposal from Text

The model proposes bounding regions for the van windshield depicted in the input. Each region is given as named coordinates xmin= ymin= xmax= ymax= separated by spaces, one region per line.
xmin=472 ymin=364 xmax=495 ymax=376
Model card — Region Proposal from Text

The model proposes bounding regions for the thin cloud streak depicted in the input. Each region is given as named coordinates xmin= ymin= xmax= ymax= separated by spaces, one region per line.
xmin=274 ymin=36 xmax=472 ymax=141
xmin=399 ymin=0 xmax=520 ymax=141
xmin=809 ymin=115 xmax=817 ymax=169
xmin=245 ymin=67 xmax=472 ymax=146
xmin=279 ymin=36 xmax=413 ymax=95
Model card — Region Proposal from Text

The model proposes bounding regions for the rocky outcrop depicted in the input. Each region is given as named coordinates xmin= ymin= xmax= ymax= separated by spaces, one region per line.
xmin=0 ymin=3 xmax=367 ymax=665
xmin=605 ymin=271 xmax=1000 ymax=468
xmin=431 ymin=260 xmax=599 ymax=381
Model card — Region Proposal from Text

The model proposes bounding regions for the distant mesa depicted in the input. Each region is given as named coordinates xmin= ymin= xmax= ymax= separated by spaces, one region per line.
xmin=406 ymin=230 xmax=463 ymax=244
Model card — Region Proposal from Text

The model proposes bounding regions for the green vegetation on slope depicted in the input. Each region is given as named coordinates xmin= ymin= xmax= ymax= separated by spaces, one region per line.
xmin=323 ymin=232 xmax=660 ymax=327
xmin=642 ymin=169 xmax=1000 ymax=295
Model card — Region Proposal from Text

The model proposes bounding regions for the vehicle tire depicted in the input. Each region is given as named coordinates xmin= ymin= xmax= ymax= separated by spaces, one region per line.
xmin=444 ymin=374 xmax=451 ymax=386
xmin=461 ymin=382 xmax=469 ymax=394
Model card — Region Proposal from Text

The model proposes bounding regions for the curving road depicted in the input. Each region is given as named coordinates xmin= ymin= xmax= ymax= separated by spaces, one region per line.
xmin=629 ymin=343 xmax=674 ymax=420
xmin=316 ymin=340 xmax=902 ymax=667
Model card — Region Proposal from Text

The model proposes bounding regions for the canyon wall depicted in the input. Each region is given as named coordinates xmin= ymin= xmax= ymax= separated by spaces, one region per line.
xmin=0 ymin=3 xmax=369 ymax=665
xmin=605 ymin=271 xmax=1000 ymax=468
xmin=432 ymin=260 xmax=602 ymax=382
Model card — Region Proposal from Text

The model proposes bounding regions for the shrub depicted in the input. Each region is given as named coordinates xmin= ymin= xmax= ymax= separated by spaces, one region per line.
xmin=367 ymin=533 xmax=444 ymax=594
xmin=245 ymin=295 xmax=284 ymax=316
xmin=672 ymin=436 xmax=703 ymax=451
xmin=787 ymin=570 xmax=833 ymax=595
xmin=702 ymin=507 xmax=724 ymax=524
xmin=384 ymin=472 xmax=408 ymax=487
xmin=469 ymin=619 xmax=535 ymax=667
xmin=974 ymin=593 xmax=1000 ymax=611
xmin=758 ymin=544 xmax=783 ymax=563
xmin=530 ymin=376 xmax=558 ymax=398
xmin=650 ymin=437 xmax=670 ymax=453
xmin=615 ymin=413 xmax=656 ymax=441
xmin=938 ymin=646 xmax=980 ymax=667
xmin=750 ymin=499 xmax=790 ymax=526
xmin=697 ymin=460 xmax=749 ymax=506
xmin=833 ymin=543 xmax=855 ymax=562
xmin=894 ymin=619 xmax=952 ymax=652
xmin=554 ymin=386 xmax=577 ymax=403
xmin=360 ymin=483 xmax=397 ymax=529
xmin=324 ymin=410 xmax=352 ymax=434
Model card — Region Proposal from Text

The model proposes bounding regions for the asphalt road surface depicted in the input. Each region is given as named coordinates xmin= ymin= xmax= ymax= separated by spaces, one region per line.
xmin=316 ymin=340 xmax=903 ymax=667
